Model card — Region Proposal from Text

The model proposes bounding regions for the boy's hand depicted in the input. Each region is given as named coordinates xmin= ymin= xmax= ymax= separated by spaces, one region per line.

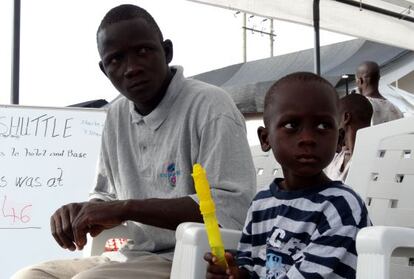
xmin=204 ymin=251 xmax=242 ymax=279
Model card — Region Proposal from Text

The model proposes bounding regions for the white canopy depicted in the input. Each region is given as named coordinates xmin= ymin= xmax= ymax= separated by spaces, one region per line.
xmin=187 ymin=0 xmax=414 ymax=51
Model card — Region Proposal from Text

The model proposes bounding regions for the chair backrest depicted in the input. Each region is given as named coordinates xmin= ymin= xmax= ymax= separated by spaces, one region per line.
xmin=250 ymin=145 xmax=283 ymax=191
xmin=171 ymin=222 xmax=242 ymax=279
xmin=345 ymin=117 xmax=414 ymax=227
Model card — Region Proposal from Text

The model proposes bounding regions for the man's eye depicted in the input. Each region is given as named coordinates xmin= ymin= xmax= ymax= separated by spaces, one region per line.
xmin=105 ymin=55 xmax=120 ymax=67
xmin=138 ymin=47 xmax=149 ymax=55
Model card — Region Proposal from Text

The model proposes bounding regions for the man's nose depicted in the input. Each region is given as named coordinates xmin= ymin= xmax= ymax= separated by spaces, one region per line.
xmin=124 ymin=54 xmax=143 ymax=78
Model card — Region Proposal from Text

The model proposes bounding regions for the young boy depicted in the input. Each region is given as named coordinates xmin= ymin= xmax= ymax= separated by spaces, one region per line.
xmin=325 ymin=93 xmax=373 ymax=182
xmin=205 ymin=72 xmax=371 ymax=279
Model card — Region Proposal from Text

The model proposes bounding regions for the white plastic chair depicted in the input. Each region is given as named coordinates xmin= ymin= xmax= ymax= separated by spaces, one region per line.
xmin=83 ymin=224 xmax=132 ymax=257
xmin=170 ymin=222 xmax=241 ymax=279
xmin=170 ymin=145 xmax=282 ymax=279
xmin=345 ymin=117 xmax=414 ymax=279
xmin=250 ymin=145 xmax=283 ymax=190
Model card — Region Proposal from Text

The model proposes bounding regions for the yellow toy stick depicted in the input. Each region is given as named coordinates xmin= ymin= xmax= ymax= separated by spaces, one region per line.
xmin=192 ymin=164 xmax=228 ymax=268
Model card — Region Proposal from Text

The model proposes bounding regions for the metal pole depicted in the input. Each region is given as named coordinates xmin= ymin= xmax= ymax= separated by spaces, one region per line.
xmin=11 ymin=0 xmax=21 ymax=104
xmin=345 ymin=78 xmax=349 ymax=95
xmin=270 ymin=19 xmax=274 ymax=57
xmin=335 ymin=0 xmax=414 ymax=23
xmin=243 ymin=12 xmax=247 ymax=63
xmin=313 ymin=0 xmax=321 ymax=75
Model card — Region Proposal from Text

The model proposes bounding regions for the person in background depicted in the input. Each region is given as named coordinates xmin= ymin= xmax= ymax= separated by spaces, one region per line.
xmin=356 ymin=61 xmax=403 ymax=125
xmin=205 ymin=72 xmax=370 ymax=279
xmin=325 ymin=93 xmax=373 ymax=182
xmin=13 ymin=4 xmax=255 ymax=279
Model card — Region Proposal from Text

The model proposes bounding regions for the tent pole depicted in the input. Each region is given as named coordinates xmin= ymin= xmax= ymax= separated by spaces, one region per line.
xmin=11 ymin=0 xmax=21 ymax=105
xmin=335 ymin=0 xmax=414 ymax=23
xmin=313 ymin=0 xmax=321 ymax=75
xmin=243 ymin=12 xmax=247 ymax=63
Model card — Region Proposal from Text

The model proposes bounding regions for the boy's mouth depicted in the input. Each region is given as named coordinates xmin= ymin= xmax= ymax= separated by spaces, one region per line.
xmin=295 ymin=154 xmax=318 ymax=163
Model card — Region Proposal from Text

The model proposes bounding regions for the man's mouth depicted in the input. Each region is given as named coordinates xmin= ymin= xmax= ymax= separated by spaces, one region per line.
xmin=128 ymin=80 xmax=149 ymax=90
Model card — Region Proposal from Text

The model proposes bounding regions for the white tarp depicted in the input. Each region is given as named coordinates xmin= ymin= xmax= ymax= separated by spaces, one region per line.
xmin=380 ymin=51 xmax=414 ymax=114
xmin=187 ymin=0 xmax=414 ymax=51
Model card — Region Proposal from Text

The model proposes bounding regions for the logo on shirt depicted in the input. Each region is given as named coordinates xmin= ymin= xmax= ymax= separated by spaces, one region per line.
xmin=160 ymin=163 xmax=181 ymax=187
xmin=265 ymin=228 xmax=306 ymax=278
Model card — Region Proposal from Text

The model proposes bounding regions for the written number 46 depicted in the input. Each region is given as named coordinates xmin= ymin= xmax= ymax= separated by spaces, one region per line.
xmin=1 ymin=195 xmax=32 ymax=224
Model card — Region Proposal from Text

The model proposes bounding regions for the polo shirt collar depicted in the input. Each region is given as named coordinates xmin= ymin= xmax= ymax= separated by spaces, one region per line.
xmin=129 ymin=66 xmax=185 ymax=130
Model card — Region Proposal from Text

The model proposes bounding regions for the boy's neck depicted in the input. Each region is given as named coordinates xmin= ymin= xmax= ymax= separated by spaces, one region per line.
xmin=280 ymin=171 xmax=331 ymax=191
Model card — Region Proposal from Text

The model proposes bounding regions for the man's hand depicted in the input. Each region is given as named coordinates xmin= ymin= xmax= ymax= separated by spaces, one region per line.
xmin=50 ymin=200 xmax=128 ymax=251
xmin=204 ymin=252 xmax=245 ymax=279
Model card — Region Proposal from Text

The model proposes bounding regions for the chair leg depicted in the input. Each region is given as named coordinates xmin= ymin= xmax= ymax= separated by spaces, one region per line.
xmin=357 ymin=253 xmax=390 ymax=279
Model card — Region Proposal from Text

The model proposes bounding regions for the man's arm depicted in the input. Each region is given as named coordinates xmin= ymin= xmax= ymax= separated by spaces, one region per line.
xmin=123 ymin=196 xmax=203 ymax=229
xmin=52 ymin=196 xmax=203 ymax=251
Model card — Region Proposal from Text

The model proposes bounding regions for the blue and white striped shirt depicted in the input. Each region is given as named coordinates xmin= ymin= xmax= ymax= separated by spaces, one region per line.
xmin=236 ymin=178 xmax=370 ymax=279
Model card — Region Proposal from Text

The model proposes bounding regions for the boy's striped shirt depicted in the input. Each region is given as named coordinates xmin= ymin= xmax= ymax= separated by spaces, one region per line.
xmin=236 ymin=178 xmax=370 ymax=279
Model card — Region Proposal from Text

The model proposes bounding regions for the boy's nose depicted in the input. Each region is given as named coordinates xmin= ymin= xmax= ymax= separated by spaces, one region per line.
xmin=298 ymin=128 xmax=317 ymax=146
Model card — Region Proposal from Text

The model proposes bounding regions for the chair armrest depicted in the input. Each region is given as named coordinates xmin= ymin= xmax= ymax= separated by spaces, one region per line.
xmin=82 ymin=224 xmax=132 ymax=257
xmin=171 ymin=222 xmax=242 ymax=279
xmin=356 ymin=226 xmax=414 ymax=279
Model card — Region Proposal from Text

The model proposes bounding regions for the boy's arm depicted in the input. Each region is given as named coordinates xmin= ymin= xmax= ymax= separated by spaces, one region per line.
xmin=205 ymin=252 xmax=250 ymax=279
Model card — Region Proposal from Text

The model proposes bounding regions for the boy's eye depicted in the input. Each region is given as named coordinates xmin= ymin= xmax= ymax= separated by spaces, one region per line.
xmin=317 ymin=123 xmax=330 ymax=129
xmin=284 ymin=123 xmax=297 ymax=129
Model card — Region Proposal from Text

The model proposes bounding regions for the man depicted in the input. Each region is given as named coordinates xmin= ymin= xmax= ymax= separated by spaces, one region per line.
xmin=13 ymin=4 xmax=255 ymax=279
xmin=356 ymin=61 xmax=403 ymax=125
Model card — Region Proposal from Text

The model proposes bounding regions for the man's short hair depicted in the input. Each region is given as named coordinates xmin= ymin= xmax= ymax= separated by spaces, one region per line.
xmin=357 ymin=61 xmax=380 ymax=83
xmin=97 ymin=4 xmax=163 ymax=42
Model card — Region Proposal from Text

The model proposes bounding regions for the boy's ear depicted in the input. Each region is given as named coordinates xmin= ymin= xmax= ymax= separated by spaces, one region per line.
xmin=343 ymin=112 xmax=352 ymax=126
xmin=162 ymin=39 xmax=173 ymax=64
xmin=257 ymin=126 xmax=271 ymax=152
xmin=99 ymin=61 xmax=107 ymax=77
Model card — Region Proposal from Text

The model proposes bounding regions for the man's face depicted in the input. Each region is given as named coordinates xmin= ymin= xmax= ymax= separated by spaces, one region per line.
xmin=261 ymin=82 xmax=339 ymax=178
xmin=356 ymin=65 xmax=366 ymax=94
xmin=97 ymin=18 xmax=170 ymax=106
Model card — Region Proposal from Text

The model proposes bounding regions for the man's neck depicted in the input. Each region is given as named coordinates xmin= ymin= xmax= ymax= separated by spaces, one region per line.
xmin=134 ymin=68 xmax=175 ymax=116
xmin=363 ymin=87 xmax=384 ymax=99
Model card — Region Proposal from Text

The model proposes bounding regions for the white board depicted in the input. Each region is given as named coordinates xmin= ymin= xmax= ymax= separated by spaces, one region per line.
xmin=0 ymin=105 xmax=107 ymax=279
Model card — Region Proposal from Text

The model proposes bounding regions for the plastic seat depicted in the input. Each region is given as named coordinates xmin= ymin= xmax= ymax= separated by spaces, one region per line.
xmin=345 ymin=117 xmax=414 ymax=279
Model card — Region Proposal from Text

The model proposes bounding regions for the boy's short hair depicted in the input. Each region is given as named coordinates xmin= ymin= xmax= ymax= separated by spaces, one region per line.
xmin=97 ymin=4 xmax=163 ymax=42
xmin=263 ymin=72 xmax=338 ymax=125
xmin=340 ymin=93 xmax=373 ymax=125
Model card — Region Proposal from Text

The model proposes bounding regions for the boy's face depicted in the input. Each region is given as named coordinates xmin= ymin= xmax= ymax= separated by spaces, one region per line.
xmin=97 ymin=18 xmax=172 ymax=106
xmin=259 ymin=81 xmax=339 ymax=180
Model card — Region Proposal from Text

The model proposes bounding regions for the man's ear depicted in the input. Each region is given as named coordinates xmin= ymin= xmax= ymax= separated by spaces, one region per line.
xmin=99 ymin=61 xmax=107 ymax=77
xmin=257 ymin=126 xmax=271 ymax=152
xmin=162 ymin=39 xmax=173 ymax=64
